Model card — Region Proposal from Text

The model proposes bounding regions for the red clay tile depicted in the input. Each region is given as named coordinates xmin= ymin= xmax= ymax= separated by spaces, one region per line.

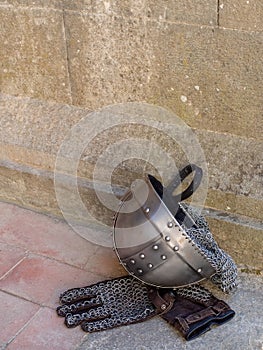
xmin=7 ymin=307 xmax=85 ymax=350
xmin=0 ymin=254 xmax=101 ymax=308
xmin=0 ymin=242 xmax=26 ymax=278
xmin=0 ymin=202 xmax=96 ymax=268
xmin=85 ymin=246 xmax=127 ymax=278
xmin=0 ymin=291 xmax=39 ymax=347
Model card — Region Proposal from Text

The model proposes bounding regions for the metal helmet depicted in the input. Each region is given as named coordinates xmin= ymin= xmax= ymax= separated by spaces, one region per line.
xmin=113 ymin=164 xmax=216 ymax=288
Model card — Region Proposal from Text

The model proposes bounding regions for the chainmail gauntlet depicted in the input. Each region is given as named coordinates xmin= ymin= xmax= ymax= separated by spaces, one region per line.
xmin=57 ymin=275 xmax=235 ymax=340
xmin=57 ymin=276 xmax=156 ymax=332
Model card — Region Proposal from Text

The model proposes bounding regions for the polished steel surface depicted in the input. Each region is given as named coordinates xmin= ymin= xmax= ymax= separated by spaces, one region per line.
xmin=113 ymin=175 xmax=216 ymax=288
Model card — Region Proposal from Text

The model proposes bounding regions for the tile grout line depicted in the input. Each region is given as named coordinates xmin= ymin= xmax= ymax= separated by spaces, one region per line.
xmin=27 ymin=251 xmax=109 ymax=277
xmin=2 ymin=307 xmax=43 ymax=349
xmin=0 ymin=246 xmax=109 ymax=308
xmin=0 ymin=254 xmax=28 ymax=281
xmin=83 ymin=244 xmax=101 ymax=267
xmin=0 ymin=287 xmax=48 ymax=306
xmin=0 ymin=231 xmax=118 ymax=278
xmin=0 ymin=287 xmax=62 ymax=310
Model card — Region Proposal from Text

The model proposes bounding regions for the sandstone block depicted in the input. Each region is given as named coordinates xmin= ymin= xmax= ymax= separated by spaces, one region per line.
xmin=145 ymin=22 xmax=263 ymax=140
xmin=63 ymin=11 xmax=153 ymax=109
xmin=0 ymin=6 xmax=71 ymax=103
xmin=219 ymin=0 xmax=263 ymax=31
xmin=0 ymin=94 xmax=262 ymax=220
xmin=146 ymin=0 xmax=218 ymax=26
xmin=208 ymin=217 xmax=263 ymax=270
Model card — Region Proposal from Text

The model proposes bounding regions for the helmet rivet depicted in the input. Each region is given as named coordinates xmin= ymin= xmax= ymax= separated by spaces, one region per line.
xmin=165 ymin=236 xmax=171 ymax=241
xmin=130 ymin=259 xmax=136 ymax=265
xmin=161 ymin=304 xmax=167 ymax=310
xmin=173 ymin=246 xmax=179 ymax=251
xmin=167 ymin=222 xmax=173 ymax=228
xmin=153 ymin=245 xmax=159 ymax=251
xmin=140 ymin=253 xmax=145 ymax=259
xmin=145 ymin=207 xmax=150 ymax=213
xmin=197 ymin=268 xmax=202 ymax=273
xmin=137 ymin=268 xmax=143 ymax=274
xmin=148 ymin=263 xmax=153 ymax=269
xmin=161 ymin=255 xmax=167 ymax=260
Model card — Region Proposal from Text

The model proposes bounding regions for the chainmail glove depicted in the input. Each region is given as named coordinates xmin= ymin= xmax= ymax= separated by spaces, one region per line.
xmin=57 ymin=276 xmax=171 ymax=332
xmin=57 ymin=275 xmax=235 ymax=340
xmin=148 ymin=284 xmax=235 ymax=341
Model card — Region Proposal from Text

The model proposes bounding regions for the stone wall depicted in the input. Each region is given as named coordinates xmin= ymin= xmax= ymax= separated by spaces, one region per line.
xmin=0 ymin=1 xmax=262 ymax=269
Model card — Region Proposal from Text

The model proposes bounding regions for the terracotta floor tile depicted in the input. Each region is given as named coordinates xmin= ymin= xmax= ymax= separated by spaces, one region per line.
xmin=7 ymin=307 xmax=86 ymax=350
xmin=85 ymin=246 xmax=127 ymax=278
xmin=0 ymin=254 xmax=101 ymax=308
xmin=0 ymin=242 xmax=26 ymax=278
xmin=0 ymin=291 xmax=40 ymax=347
xmin=0 ymin=202 xmax=96 ymax=268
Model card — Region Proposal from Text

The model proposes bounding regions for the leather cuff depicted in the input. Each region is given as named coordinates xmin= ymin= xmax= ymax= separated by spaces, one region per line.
xmin=181 ymin=308 xmax=235 ymax=341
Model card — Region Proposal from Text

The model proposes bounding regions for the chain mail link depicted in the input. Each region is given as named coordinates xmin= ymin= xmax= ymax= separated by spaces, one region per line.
xmin=180 ymin=204 xmax=238 ymax=293
xmin=176 ymin=284 xmax=213 ymax=304
xmin=57 ymin=276 xmax=156 ymax=332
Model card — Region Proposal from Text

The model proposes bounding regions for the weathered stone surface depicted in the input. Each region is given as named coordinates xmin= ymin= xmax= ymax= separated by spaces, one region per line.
xmin=206 ymin=189 xmax=263 ymax=222
xmin=0 ymin=95 xmax=262 ymax=222
xmin=63 ymin=14 xmax=262 ymax=140
xmin=215 ymin=28 xmax=263 ymax=137
xmin=0 ymin=164 xmax=59 ymax=216
xmin=145 ymin=22 xmax=263 ymax=140
xmin=197 ymin=129 xmax=263 ymax=200
xmin=0 ymin=0 xmax=63 ymax=8
xmin=1 ymin=95 xmax=262 ymax=201
xmin=0 ymin=6 xmax=71 ymax=103
xmin=208 ymin=217 xmax=263 ymax=270
xmin=0 ymin=0 xmax=150 ymax=18
xmin=4 ymin=0 xmax=218 ymax=28
xmin=62 ymin=0 xmax=147 ymax=16
xmin=64 ymin=11 xmax=153 ymax=109
xmin=219 ymin=0 xmax=263 ymax=31
xmin=0 ymin=94 xmax=89 ymax=155
xmin=146 ymin=0 xmax=218 ymax=26
xmin=1 ymin=160 xmax=262 ymax=269
xmin=0 ymin=143 xmax=56 ymax=171
xmin=0 ymin=5 xmax=262 ymax=141
xmin=0 ymin=2 xmax=261 ymax=302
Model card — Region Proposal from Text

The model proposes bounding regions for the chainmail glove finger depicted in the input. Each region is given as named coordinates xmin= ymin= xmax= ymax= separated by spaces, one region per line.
xmin=149 ymin=284 xmax=235 ymax=341
xmin=57 ymin=276 xmax=164 ymax=332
